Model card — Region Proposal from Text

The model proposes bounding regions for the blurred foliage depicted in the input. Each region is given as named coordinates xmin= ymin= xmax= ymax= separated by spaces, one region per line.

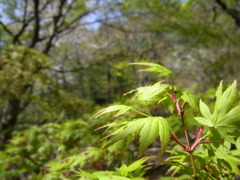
xmin=0 ymin=0 xmax=240 ymax=179
xmin=0 ymin=45 xmax=51 ymax=99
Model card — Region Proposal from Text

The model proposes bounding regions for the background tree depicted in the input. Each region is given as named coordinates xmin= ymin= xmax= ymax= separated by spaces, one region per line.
xmin=0 ymin=0 xmax=101 ymax=145
xmin=120 ymin=0 xmax=240 ymax=88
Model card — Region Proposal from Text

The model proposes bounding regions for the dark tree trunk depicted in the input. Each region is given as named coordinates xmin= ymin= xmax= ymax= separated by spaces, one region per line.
xmin=0 ymin=98 xmax=21 ymax=147
xmin=106 ymin=62 xmax=112 ymax=103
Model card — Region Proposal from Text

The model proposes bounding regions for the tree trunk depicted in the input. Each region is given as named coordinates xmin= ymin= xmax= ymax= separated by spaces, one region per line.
xmin=106 ymin=62 xmax=112 ymax=103
xmin=0 ymin=98 xmax=21 ymax=147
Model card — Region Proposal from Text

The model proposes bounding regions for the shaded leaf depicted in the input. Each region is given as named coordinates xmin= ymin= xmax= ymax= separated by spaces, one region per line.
xmin=217 ymin=128 xmax=235 ymax=144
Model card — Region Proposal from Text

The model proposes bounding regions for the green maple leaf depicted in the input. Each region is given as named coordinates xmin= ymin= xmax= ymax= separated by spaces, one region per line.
xmin=195 ymin=81 xmax=239 ymax=143
xmin=130 ymin=62 xmax=173 ymax=77
xmin=92 ymin=105 xmax=133 ymax=118
xmin=135 ymin=82 xmax=169 ymax=103
xmin=195 ymin=81 xmax=238 ymax=128
xmin=105 ymin=117 xmax=170 ymax=157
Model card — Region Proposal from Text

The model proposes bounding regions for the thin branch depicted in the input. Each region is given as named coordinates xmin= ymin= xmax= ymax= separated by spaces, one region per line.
xmin=54 ymin=0 xmax=67 ymax=27
xmin=13 ymin=23 xmax=27 ymax=44
xmin=43 ymin=0 xmax=69 ymax=54
xmin=1 ymin=0 xmax=52 ymax=45
xmin=23 ymin=0 xmax=28 ymax=22
xmin=17 ymin=0 xmax=51 ymax=45
xmin=57 ymin=10 xmax=93 ymax=33
xmin=13 ymin=0 xmax=34 ymax=44
xmin=0 ymin=21 xmax=13 ymax=37
xmin=40 ymin=0 xmax=51 ymax=12
xmin=58 ymin=0 xmax=78 ymax=28
xmin=29 ymin=0 xmax=40 ymax=48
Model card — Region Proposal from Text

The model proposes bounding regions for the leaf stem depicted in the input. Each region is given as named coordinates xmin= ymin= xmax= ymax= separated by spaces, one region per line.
xmin=171 ymin=91 xmax=198 ymax=179
xmin=180 ymin=114 xmax=198 ymax=180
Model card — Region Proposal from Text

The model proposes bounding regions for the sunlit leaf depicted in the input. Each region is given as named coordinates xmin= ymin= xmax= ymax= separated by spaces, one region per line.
xmin=213 ymin=81 xmax=237 ymax=125
xmin=108 ymin=120 xmax=145 ymax=144
xmin=130 ymin=62 xmax=173 ymax=77
xmin=92 ymin=105 xmax=133 ymax=118
xmin=195 ymin=81 xmax=238 ymax=132
xmin=127 ymin=157 xmax=150 ymax=172
xmin=214 ymin=81 xmax=223 ymax=113
xmin=135 ymin=82 xmax=169 ymax=102
xmin=235 ymin=138 xmax=240 ymax=151
xmin=181 ymin=92 xmax=198 ymax=110
xmin=105 ymin=117 xmax=170 ymax=157
xmin=79 ymin=169 xmax=98 ymax=178
xmin=217 ymin=106 xmax=240 ymax=126
xmin=199 ymin=99 xmax=211 ymax=120
xmin=115 ymin=157 xmax=150 ymax=177
xmin=194 ymin=117 xmax=213 ymax=127
xmin=217 ymin=81 xmax=237 ymax=114
xmin=139 ymin=118 xmax=159 ymax=157
xmin=79 ymin=170 xmax=133 ymax=180
xmin=158 ymin=117 xmax=171 ymax=156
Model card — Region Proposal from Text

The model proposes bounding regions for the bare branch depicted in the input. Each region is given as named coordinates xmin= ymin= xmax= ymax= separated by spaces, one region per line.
xmin=57 ymin=10 xmax=93 ymax=34
xmin=43 ymin=0 xmax=68 ymax=53
xmin=40 ymin=0 xmax=52 ymax=12
xmin=58 ymin=0 xmax=78 ymax=27
xmin=0 ymin=21 xmax=14 ymax=37
xmin=23 ymin=0 xmax=29 ymax=22
xmin=0 ymin=21 xmax=22 ymax=44
xmin=29 ymin=0 xmax=40 ymax=48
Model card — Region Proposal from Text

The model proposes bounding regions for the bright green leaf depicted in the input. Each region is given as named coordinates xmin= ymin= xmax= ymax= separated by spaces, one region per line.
xmin=237 ymin=138 xmax=240 ymax=150
xmin=92 ymin=105 xmax=132 ymax=118
xmin=135 ymin=82 xmax=169 ymax=102
xmin=105 ymin=117 xmax=170 ymax=156
xmin=139 ymin=118 xmax=159 ymax=157
xmin=213 ymin=81 xmax=237 ymax=125
xmin=199 ymin=99 xmax=212 ymax=120
xmin=217 ymin=106 xmax=240 ymax=126
xmin=158 ymin=117 xmax=171 ymax=156
xmin=214 ymin=81 xmax=223 ymax=112
xmin=181 ymin=92 xmax=198 ymax=110
xmin=194 ymin=117 xmax=213 ymax=127
xmin=127 ymin=157 xmax=150 ymax=172
xmin=130 ymin=62 xmax=173 ymax=77
xmin=79 ymin=169 xmax=98 ymax=178
xmin=107 ymin=119 xmax=145 ymax=147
